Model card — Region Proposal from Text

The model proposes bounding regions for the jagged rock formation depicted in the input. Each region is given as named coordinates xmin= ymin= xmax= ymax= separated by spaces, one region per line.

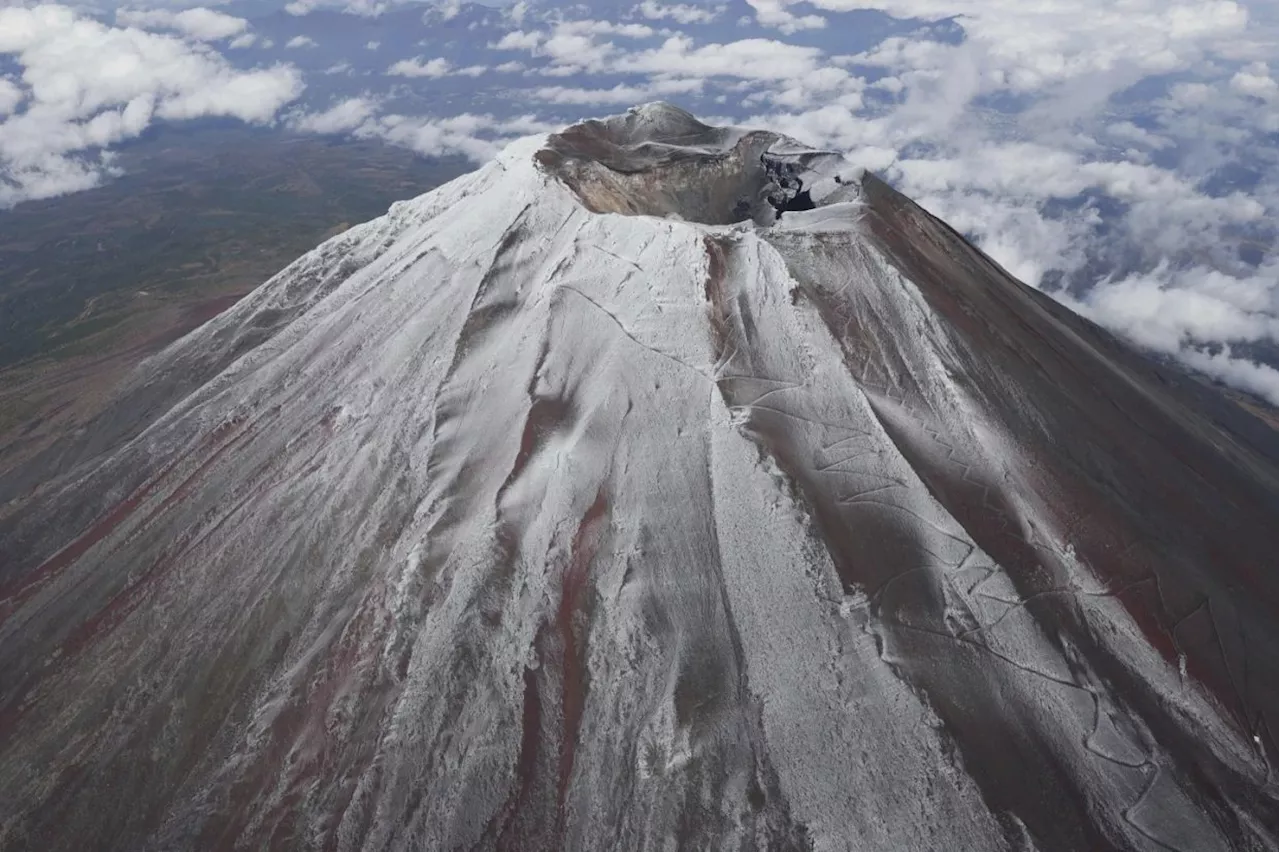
xmin=0 ymin=103 xmax=1275 ymax=852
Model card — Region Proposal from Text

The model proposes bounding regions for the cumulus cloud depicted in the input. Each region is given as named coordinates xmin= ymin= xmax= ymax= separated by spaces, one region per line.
xmin=616 ymin=36 xmax=825 ymax=80
xmin=490 ymin=22 xmax=638 ymax=73
xmin=489 ymin=22 xmax=856 ymax=106
xmin=355 ymin=112 xmax=561 ymax=161
xmin=115 ymin=7 xmax=249 ymax=41
xmin=745 ymin=0 xmax=827 ymax=33
xmin=492 ymin=31 xmax=542 ymax=51
xmin=543 ymin=34 xmax=618 ymax=71
xmin=1050 ymin=262 xmax=1280 ymax=402
xmin=1229 ymin=62 xmax=1278 ymax=99
xmin=339 ymin=0 xmax=392 ymax=16
xmin=634 ymin=1 xmax=723 ymax=25
xmin=284 ymin=0 xmax=391 ymax=16
xmin=387 ymin=56 xmax=452 ymax=78
xmin=532 ymin=78 xmax=704 ymax=105
xmin=285 ymin=35 xmax=317 ymax=49
xmin=1179 ymin=348 xmax=1279 ymax=403
xmin=504 ymin=0 xmax=529 ymax=25
xmin=285 ymin=94 xmax=563 ymax=164
xmin=556 ymin=20 xmax=657 ymax=39
xmin=1072 ymin=264 xmax=1277 ymax=353
xmin=289 ymin=96 xmax=379 ymax=134
xmin=432 ymin=0 xmax=462 ymax=21
xmin=0 ymin=79 xmax=23 ymax=116
xmin=814 ymin=0 xmax=1253 ymax=88
xmin=0 ymin=4 xmax=302 ymax=207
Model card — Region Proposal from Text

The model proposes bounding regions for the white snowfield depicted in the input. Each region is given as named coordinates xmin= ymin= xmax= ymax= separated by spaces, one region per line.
xmin=0 ymin=104 xmax=1275 ymax=852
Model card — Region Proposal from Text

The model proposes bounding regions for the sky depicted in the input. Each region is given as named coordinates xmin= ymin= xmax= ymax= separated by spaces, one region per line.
xmin=0 ymin=0 xmax=1276 ymax=401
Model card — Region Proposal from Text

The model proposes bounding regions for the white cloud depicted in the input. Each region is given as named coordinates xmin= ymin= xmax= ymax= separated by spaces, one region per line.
xmin=0 ymin=5 xmax=302 ymax=207
xmin=507 ymin=1 xmax=528 ymax=25
xmin=0 ymin=79 xmax=23 ymax=116
xmin=366 ymin=40 xmax=381 ymax=50
xmin=1229 ymin=62 xmax=1277 ymax=99
xmin=1105 ymin=121 xmax=1171 ymax=150
xmin=634 ymin=1 xmax=723 ymax=24
xmin=1047 ymin=261 xmax=1280 ymax=402
xmin=539 ymin=31 xmax=618 ymax=71
xmin=154 ymin=69 xmax=304 ymax=123
xmin=290 ymin=96 xmax=379 ymax=134
xmin=492 ymin=30 xmax=542 ymax=51
xmin=489 ymin=19 xmax=663 ymax=75
xmin=1179 ymin=348 xmax=1279 ymax=403
xmin=616 ymin=36 xmax=825 ymax=80
xmin=387 ymin=56 xmax=452 ymax=77
xmin=115 ymin=7 xmax=249 ymax=41
xmin=283 ymin=0 xmax=395 ymax=15
xmin=492 ymin=25 xmax=631 ymax=72
xmin=1079 ymin=264 xmax=1276 ymax=351
xmin=532 ymin=78 xmax=704 ymax=105
xmin=433 ymin=0 xmax=462 ymax=21
xmin=285 ymin=35 xmax=317 ymax=49
xmin=556 ymin=20 xmax=656 ymax=39
xmin=358 ymin=112 xmax=561 ymax=161
xmin=813 ymin=0 xmax=1255 ymax=95
xmin=342 ymin=0 xmax=391 ymax=16
xmin=746 ymin=0 xmax=827 ymax=33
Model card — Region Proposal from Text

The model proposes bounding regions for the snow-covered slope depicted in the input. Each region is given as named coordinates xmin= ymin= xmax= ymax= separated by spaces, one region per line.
xmin=0 ymin=103 xmax=1275 ymax=852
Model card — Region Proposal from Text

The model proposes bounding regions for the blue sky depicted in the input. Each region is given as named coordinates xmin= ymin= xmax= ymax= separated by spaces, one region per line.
xmin=0 ymin=0 xmax=1276 ymax=398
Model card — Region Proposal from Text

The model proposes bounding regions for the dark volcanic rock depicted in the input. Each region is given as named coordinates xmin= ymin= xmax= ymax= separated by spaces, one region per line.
xmin=0 ymin=103 xmax=1275 ymax=852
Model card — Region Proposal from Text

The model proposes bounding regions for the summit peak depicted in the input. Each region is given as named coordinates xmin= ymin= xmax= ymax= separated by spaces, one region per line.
xmin=536 ymin=102 xmax=863 ymax=225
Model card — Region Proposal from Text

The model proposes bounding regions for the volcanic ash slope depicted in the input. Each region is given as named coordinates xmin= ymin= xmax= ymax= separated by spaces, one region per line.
xmin=0 ymin=103 xmax=1275 ymax=852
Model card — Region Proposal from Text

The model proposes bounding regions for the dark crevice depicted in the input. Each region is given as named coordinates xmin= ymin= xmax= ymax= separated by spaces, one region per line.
xmin=763 ymin=154 xmax=817 ymax=220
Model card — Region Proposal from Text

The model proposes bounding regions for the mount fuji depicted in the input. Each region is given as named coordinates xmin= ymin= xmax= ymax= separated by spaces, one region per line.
xmin=0 ymin=103 xmax=1275 ymax=852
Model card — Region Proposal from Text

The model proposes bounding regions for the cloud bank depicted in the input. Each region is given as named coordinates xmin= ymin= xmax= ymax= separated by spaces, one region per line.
xmin=0 ymin=4 xmax=302 ymax=206
xmin=115 ymin=7 xmax=249 ymax=41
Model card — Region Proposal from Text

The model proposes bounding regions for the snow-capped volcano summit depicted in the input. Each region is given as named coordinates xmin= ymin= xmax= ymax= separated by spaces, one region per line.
xmin=0 ymin=104 xmax=1275 ymax=851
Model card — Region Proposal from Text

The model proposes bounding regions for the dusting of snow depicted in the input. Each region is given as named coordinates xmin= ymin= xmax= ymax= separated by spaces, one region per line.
xmin=0 ymin=104 xmax=1270 ymax=852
